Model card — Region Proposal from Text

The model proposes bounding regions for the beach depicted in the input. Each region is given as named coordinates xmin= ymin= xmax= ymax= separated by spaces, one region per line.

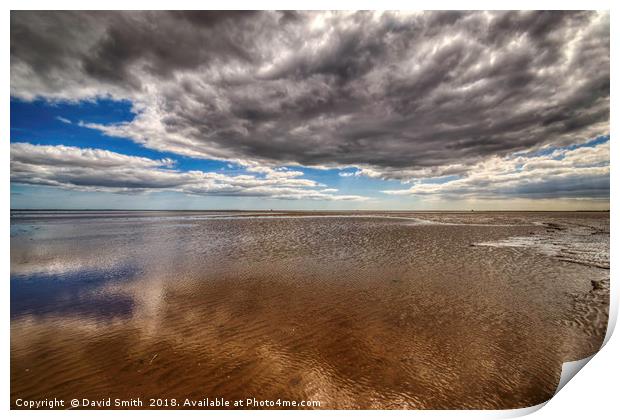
xmin=10 ymin=211 xmax=609 ymax=409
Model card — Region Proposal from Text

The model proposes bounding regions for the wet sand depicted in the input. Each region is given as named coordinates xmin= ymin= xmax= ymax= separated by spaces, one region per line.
xmin=10 ymin=211 xmax=609 ymax=409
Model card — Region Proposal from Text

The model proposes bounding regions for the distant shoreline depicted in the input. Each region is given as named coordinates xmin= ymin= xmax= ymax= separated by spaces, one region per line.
xmin=9 ymin=209 xmax=611 ymax=213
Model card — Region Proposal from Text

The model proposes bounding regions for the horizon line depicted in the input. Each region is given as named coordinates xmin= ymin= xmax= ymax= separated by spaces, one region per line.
xmin=10 ymin=208 xmax=611 ymax=213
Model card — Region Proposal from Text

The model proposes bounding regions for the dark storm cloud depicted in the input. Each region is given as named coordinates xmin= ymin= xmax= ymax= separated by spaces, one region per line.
xmin=11 ymin=11 xmax=610 ymax=181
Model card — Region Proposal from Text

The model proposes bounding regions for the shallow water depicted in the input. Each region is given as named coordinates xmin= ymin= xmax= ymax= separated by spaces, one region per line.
xmin=10 ymin=211 xmax=609 ymax=409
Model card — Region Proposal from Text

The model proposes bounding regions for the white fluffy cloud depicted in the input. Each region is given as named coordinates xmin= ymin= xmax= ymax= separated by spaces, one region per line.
xmin=10 ymin=143 xmax=367 ymax=201
xmin=383 ymin=139 xmax=609 ymax=200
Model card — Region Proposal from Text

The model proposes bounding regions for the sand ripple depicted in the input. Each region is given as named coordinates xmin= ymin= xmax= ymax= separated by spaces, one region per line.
xmin=10 ymin=211 xmax=609 ymax=409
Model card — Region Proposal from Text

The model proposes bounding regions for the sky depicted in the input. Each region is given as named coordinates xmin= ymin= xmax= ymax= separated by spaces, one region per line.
xmin=10 ymin=11 xmax=610 ymax=210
